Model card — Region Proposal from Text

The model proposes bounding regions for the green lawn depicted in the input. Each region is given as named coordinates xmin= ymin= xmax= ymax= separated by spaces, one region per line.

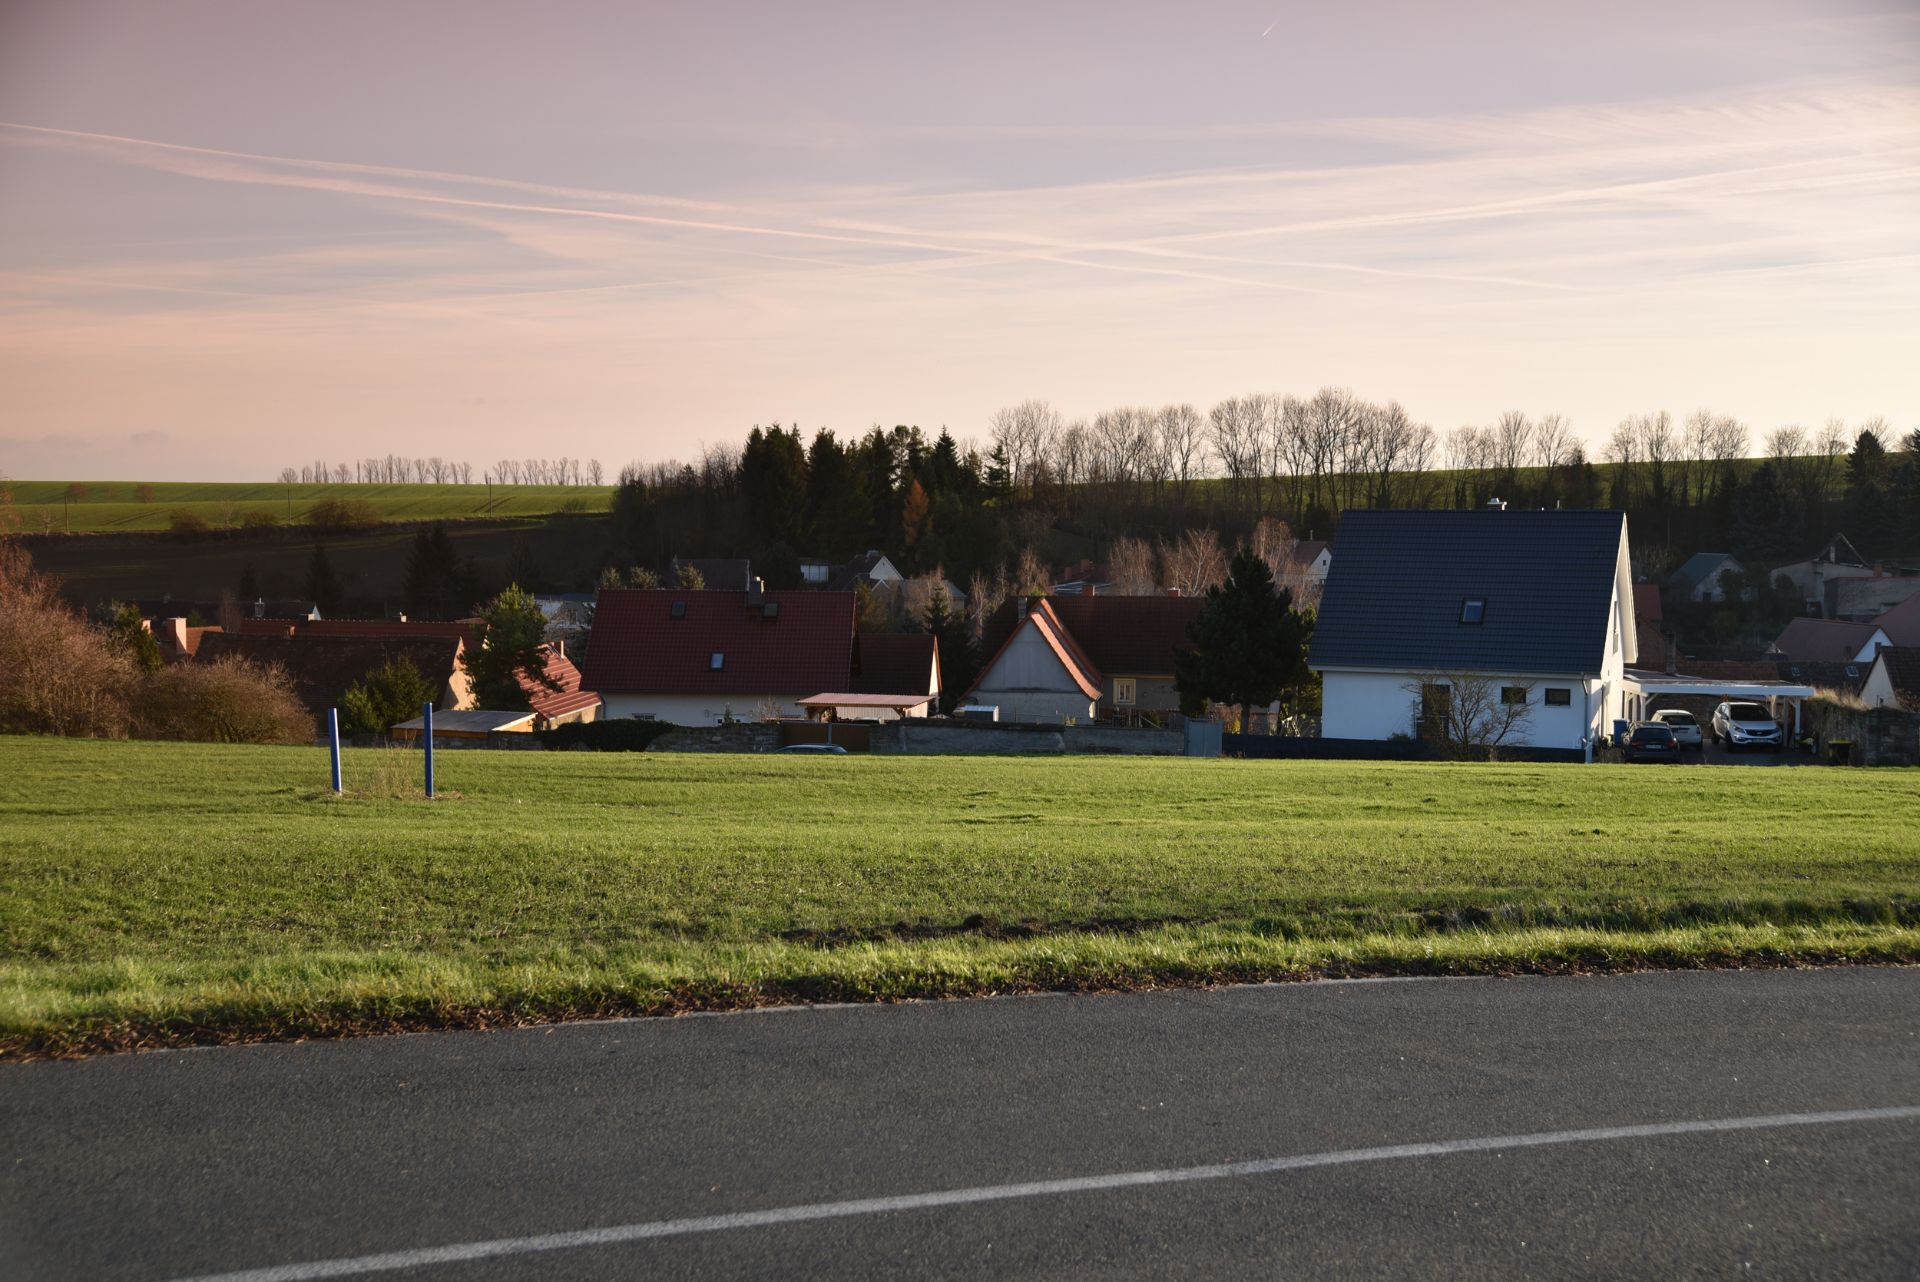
xmin=3 ymin=480 xmax=611 ymax=533
xmin=2 ymin=738 xmax=1916 ymax=1056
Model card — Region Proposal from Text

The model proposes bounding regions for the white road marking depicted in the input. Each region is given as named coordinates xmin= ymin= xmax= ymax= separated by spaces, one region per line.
xmin=170 ymin=1105 xmax=1920 ymax=1282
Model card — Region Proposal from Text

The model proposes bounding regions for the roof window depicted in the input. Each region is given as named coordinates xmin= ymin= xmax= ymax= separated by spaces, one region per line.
xmin=763 ymin=601 xmax=780 ymax=619
xmin=709 ymin=652 xmax=725 ymax=671
xmin=670 ymin=600 xmax=686 ymax=619
xmin=1460 ymin=599 xmax=1486 ymax=625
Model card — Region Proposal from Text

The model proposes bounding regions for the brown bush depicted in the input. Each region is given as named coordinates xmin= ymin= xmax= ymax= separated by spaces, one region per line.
xmin=238 ymin=509 xmax=281 ymax=531
xmin=304 ymin=498 xmax=382 ymax=533
xmin=168 ymin=509 xmax=212 ymax=539
xmin=135 ymin=655 xmax=316 ymax=744
xmin=0 ymin=541 xmax=135 ymax=737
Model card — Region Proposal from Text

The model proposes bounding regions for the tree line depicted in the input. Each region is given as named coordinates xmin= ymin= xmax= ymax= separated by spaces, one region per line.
xmin=276 ymin=456 xmax=605 ymax=486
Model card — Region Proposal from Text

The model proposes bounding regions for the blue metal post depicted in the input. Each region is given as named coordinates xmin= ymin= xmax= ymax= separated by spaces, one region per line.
xmin=328 ymin=707 xmax=342 ymax=793
xmin=423 ymin=702 xmax=435 ymax=799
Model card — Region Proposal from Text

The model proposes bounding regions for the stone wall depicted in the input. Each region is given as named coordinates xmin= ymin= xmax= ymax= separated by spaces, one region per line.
xmin=1802 ymin=699 xmax=1920 ymax=767
xmin=646 ymin=723 xmax=781 ymax=753
xmin=870 ymin=720 xmax=1183 ymax=756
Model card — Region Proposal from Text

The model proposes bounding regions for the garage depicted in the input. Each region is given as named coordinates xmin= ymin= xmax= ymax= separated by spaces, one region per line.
xmin=1621 ymin=669 xmax=1818 ymax=764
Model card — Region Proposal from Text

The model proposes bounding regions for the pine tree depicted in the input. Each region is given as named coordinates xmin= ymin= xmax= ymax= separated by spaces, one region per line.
xmin=304 ymin=544 xmax=343 ymax=616
xmin=237 ymin=562 xmax=259 ymax=604
xmin=462 ymin=584 xmax=556 ymax=710
xmin=108 ymin=603 xmax=163 ymax=674
xmin=340 ymin=656 xmax=435 ymax=736
xmin=923 ymin=584 xmax=975 ymax=713
xmin=1173 ymin=548 xmax=1311 ymax=718
xmin=402 ymin=523 xmax=466 ymax=619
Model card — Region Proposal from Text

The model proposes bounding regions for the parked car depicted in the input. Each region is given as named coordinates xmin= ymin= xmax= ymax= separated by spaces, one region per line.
xmin=1623 ymin=722 xmax=1682 ymax=762
xmin=1649 ymin=709 xmax=1703 ymax=748
xmin=778 ymin=742 xmax=848 ymax=755
xmin=1710 ymin=701 xmax=1784 ymax=753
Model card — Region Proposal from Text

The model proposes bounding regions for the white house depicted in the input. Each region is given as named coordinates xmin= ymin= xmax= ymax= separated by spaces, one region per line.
xmin=1668 ymin=551 xmax=1745 ymax=603
xmin=963 ymin=598 xmax=1103 ymax=723
xmin=1859 ymin=646 xmax=1919 ymax=711
xmin=1308 ymin=508 xmax=1637 ymax=760
xmin=1768 ymin=533 xmax=1875 ymax=614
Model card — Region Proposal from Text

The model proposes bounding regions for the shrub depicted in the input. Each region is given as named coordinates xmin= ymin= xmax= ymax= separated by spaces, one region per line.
xmin=134 ymin=484 xmax=156 ymax=504
xmin=135 ymin=656 xmax=315 ymax=744
xmin=304 ymin=498 xmax=382 ymax=533
xmin=0 ymin=541 xmax=135 ymax=737
xmin=168 ymin=510 xmax=212 ymax=539
xmin=341 ymin=656 xmax=435 ymax=737
xmin=238 ymin=509 xmax=281 ymax=531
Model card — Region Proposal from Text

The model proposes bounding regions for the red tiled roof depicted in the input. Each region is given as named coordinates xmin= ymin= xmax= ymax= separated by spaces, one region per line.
xmin=581 ymin=589 xmax=856 ymax=694
xmin=516 ymin=646 xmax=600 ymax=721
xmin=979 ymin=595 xmax=1203 ymax=677
xmin=851 ymin=633 xmax=939 ymax=697
xmin=1767 ymin=617 xmax=1885 ymax=663
xmin=1877 ymin=593 xmax=1920 ymax=647
xmin=195 ymin=633 xmax=464 ymax=720
xmin=1632 ymin=582 xmax=1662 ymax=623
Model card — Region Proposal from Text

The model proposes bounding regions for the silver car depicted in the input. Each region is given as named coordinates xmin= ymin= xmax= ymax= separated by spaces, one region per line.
xmin=1710 ymin=701 xmax=1783 ymax=753
xmin=1650 ymin=709 xmax=1703 ymax=748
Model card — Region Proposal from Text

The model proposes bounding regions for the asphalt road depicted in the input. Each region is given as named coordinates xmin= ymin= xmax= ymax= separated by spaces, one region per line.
xmin=4 ymin=968 xmax=1918 ymax=1281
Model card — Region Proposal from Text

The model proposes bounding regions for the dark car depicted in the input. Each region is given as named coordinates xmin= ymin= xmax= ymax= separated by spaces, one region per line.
xmin=1623 ymin=722 xmax=1681 ymax=763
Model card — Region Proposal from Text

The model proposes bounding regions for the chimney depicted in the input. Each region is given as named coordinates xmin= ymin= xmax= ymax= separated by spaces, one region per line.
xmin=164 ymin=616 xmax=189 ymax=657
xmin=1166 ymin=587 xmax=1183 ymax=598
xmin=1485 ymin=497 xmax=1507 ymax=511
xmin=1081 ymin=583 xmax=1096 ymax=597
xmin=746 ymin=576 xmax=765 ymax=606
xmin=253 ymin=597 xmax=266 ymax=619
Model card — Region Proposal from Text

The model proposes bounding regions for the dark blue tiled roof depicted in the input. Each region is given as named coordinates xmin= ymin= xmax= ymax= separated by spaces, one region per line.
xmin=1308 ymin=509 xmax=1627 ymax=675
xmin=1669 ymin=551 xmax=1735 ymax=590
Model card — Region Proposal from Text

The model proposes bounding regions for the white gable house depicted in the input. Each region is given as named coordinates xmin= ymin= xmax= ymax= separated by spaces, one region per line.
xmin=1308 ymin=509 xmax=1637 ymax=761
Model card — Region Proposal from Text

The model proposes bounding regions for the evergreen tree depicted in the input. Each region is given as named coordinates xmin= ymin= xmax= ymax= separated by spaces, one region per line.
xmin=757 ymin=542 xmax=804 ymax=590
xmin=1729 ymin=463 xmax=1804 ymax=559
xmin=985 ymin=443 xmax=1012 ymax=498
xmin=108 ymin=603 xmax=164 ymax=673
xmin=402 ymin=522 xmax=466 ymax=619
xmin=340 ymin=656 xmax=435 ymax=737
xmin=304 ymin=544 xmax=343 ymax=616
xmin=237 ymin=562 xmax=259 ymax=604
xmin=462 ymin=584 xmax=556 ymax=710
xmin=740 ymin=424 xmax=809 ymax=547
xmin=922 ymin=584 xmax=975 ymax=714
xmin=1173 ymin=548 xmax=1311 ymax=718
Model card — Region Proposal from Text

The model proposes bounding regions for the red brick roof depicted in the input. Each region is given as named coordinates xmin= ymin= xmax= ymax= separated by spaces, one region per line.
xmin=968 ymin=599 xmax=1104 ymax=700
xmin=1767 ymin=617 xmax=1885 ymax=663
xmin=1632 ymin=582 xmax=1663 ymax=623
xmin=516 ymin=646 xmax=600 ymax=721
xmin=581 ymin=589 xmax=856 ymax=694
xmin=979 ymin=594 xmax=1202 ymax=678
xmin=851 ymin=633 xmax=939 ymax=697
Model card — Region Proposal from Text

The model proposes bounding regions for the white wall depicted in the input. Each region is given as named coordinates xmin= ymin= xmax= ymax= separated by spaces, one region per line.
xmin=968 ymin=691 xmax=1097 ymax=723
xmin=1861 ymin=657 xmax=1900 ymax=708
xmin=601 ymin=692 xmax=809 ymax=725
xmin=1321 ymin=669 xmax=1607 ymax=752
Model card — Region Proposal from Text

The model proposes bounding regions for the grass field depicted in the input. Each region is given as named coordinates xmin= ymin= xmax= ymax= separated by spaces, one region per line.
xmin=2 ymin=480 xmax=612 ymax=533
xmin=3 ymin=738 xmax=1917 ymax=1057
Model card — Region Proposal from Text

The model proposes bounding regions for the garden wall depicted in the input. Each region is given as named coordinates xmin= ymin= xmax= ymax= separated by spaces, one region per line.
xmin=1802 ymin=700 xmax=1920 ymax=767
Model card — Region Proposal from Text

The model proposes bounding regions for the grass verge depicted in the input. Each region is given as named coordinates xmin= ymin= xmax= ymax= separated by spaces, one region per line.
xmin=3 ymin=738 xmax=1917 ymax=1057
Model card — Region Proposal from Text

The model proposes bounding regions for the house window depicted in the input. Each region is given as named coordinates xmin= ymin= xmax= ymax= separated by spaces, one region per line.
xmin=709 ymin=652 xmax=725 ymax=671
xmin=1544 ymin=687 xmax=1572 ymax=707
xmin=1460 ymin=599 xmax=1486 ymax=624
xmin=1114 ymin=678 xmax=1136 ymax=706
xmin=1500 ymin=686 xmax=1528 ymax=706
xmin=670 ymin=600 xmax=686 ymax=619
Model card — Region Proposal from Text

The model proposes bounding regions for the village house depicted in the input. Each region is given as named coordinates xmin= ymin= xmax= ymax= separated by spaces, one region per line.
xmin=1309 ymin=508 xmax=1637 ymax=757
xmin=1859 ymin=646 xmax=1920 ymax=712
xmin=1667 ymin=551 xmax=1746 ymax=603
xmin=1874 ymin=592 xmax=1920 ymax=647
xmin=1767 ymin=533 xmax=1876 ymax=614
xmin=967 ymin=593 xmax=1203 ymax=725
xmin=194 ymin=632 xmax=474 ymax=723
xmin=583 ymin=583 xmax=939 ymax=725
xmin=1766 ymin=617 xmax=1890 ymax=665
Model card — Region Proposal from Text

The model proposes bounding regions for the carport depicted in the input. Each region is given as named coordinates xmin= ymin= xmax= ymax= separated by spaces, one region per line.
xmin=1622 ymin=669 xmax=1816 ymax=739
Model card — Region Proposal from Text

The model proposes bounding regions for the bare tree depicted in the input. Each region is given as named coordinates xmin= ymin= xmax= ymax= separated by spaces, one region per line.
xmin=988 ymin=400 xmax=1064 ymax=494
xmin=1208 ymin=395 xmax=1267 ymax=512
xmin=1156 ymin=403 xmax=1207 ymax=497
xmin=1401 ymin=672 xmax=1535 ymax=759
xmin=277 ymin=467 xmax=298 ymax=484
xmin=1533 ymin=414 xmax=1575 ymax=474
xmin=1159 ymin=528 xmax=1229 ymax=596
xmin=1491 ymin=411 xmax=1533 ymax=479
xmin=965 ymin=564 xmax=1009 ymax=644
xmin=1012 ymin=545 xmax=1052 ymax=596
xmin=1108 ymin=537 xmax=1159 ymax=595
xmin=586 ymin=458 xmax=604 ymax=486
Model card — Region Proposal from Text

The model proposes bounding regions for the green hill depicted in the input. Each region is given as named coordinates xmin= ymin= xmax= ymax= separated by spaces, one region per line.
xmin=1 ymin=480 xmax=612 ymax=534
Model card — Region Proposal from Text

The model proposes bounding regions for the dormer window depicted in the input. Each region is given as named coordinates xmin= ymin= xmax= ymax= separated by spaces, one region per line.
xmin=709 ymin=652 xmax=725 ymax=671
xmin=670 ymin=600 xmax=686 ymax=619
xmin=1460 ymin=599 xmax=1486 ymax=624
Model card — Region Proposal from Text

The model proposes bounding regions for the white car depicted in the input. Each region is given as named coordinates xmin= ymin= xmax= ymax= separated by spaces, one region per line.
xmin=1649 ymin=709 xmax=1703 ymax=748
xmin=1710 ymin=701 xmax=1784 ymax=753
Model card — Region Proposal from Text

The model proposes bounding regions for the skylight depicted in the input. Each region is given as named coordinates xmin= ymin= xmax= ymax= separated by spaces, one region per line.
xmin=670 ymin=600 xmax=686 ymax=619
xmin=709 ymin=652 xmax=725 ymax=670
xmin=1460 ymin=599 xmax=1486 ymax=624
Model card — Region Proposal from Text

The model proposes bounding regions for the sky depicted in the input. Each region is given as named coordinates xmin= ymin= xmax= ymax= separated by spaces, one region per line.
xmin=1 ymin=0 xmax=1916 ymax=482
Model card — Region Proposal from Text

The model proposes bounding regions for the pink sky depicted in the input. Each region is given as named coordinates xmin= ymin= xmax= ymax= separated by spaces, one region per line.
xmin=1 ymin=1 xmax=1916 ymax=481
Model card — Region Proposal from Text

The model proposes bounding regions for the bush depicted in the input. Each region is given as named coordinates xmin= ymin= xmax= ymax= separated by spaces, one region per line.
xmin=238 ymin=509 xmax=281 ymax=531
xmin=134 ymin=484 xmax=156 ymax=504
xmin=534 ymin=718 xmax=672 ymax=752
xmin=0 ymin=542 xmax=135 ymax=737
xmin=304 ymin=498 xmax=382 ymax=533
xmin=341 ymin=656 xmax=435 ymax=737
xmin=135 ymin=656 xmax=315 ymax=744
xmin=168 ymin=510 xmax=212 ymax=539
